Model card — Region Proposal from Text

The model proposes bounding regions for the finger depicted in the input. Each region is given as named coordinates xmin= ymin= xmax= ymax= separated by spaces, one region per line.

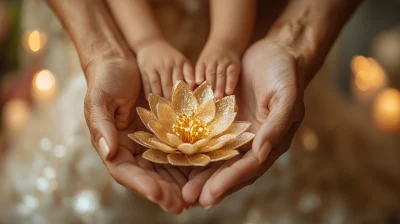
xmin=225 ymin=64 xmax=240 ymax=95
xmin=183 ymin=62 xmax=195 ymax=90
xmin=164 ymin=165 xmax=188 ymax=188
xmin=172 ymin=62 xmax=184 ymax=86
xmin=84 ymin=90 xmax=118 ymax=160
xmin=158 ymin=65 xmax=173 ymax=100
xmin=205 ymin=61 xmax=218 ymax=91
xmin=140 ymin=72 xmax=152 ymax=100
xmin=252 ymin=90 xmax=297 ymax=162
xmin=195 ymin=60 xmax=206 ymax=85
xmin=147 ymin=70 xmax=163 ymax=96
xmin=182 ymin=163 xmax=221 ymax=204
xmin=215 ymin=62 xmax=228 ymax=99
xmin=201 ymin=131 xmax=295 ymax=208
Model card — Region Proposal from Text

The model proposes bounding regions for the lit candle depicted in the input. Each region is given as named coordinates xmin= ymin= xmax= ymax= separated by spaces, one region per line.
xmin=32 ymin=69 xmax=57 ymax=104
xmin=373 ymin=88 xmax=400 ymax=133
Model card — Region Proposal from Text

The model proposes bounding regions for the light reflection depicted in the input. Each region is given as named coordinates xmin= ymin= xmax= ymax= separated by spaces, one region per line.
xmin=373 ymin=88 xmax=400 ymax=133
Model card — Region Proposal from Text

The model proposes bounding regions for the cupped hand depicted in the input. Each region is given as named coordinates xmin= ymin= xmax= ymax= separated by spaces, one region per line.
xmin=182 ymin=38 xmax=306 ymax=208
xmin=83 ymin=56 xmax=188 ymax=213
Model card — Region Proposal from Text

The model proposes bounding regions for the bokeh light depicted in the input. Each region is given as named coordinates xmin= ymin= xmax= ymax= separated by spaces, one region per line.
xmin=23 ymin=30 xmax=47 ymax=52
xmin=373 ymin=88 xmax=400 ymax=133
xmin=301 ymin=128 xmax=319 ymax=151
xmin=2 ymin=98 xmax=30 ymax=132
xmin=32 ymin=70 xmax=57 ymax=103
xmin=351 ymin=56 xmax=386 ymax=92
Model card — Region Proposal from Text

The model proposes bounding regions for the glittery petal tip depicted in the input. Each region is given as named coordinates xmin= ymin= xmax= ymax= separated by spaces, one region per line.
xmin=222 ymin=132 xmax=255 ymax=151
xmin=128 ymin=131 xmax=156 ymax=149
xmin=172 ymin=81 xmax=198 ymax=115
xmin=142 ymin=149 xmax=169 ymax=164
xmin=177 ymin=143 xmax=199 ymax=154
xmin=208 ymin=112 xmax=237 ymax=137
xmin=149 ymin=93 xmax=171 ymax=117
xmin=215 ymin=121 xmax=251 ymax=138
xmin=200 ymin=134 xmax=236 ymax=152
xmin=214 ymin=95 xmax=235 ymax=121
xmin=157 ymin=102 xmax=177 ymax=131
xmin=193 ymin=82 xmax=214 ymax=105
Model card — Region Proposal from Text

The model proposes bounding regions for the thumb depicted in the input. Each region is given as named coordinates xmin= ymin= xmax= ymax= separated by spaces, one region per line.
xmin=252 ymin=91 xmax=296 ymax=163
xmin=84 ymin=91 xmax=118 ymax=161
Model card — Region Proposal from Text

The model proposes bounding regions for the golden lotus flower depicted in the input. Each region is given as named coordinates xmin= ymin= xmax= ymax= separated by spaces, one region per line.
xmin=128 ymin=81 xmax=255 ymax=166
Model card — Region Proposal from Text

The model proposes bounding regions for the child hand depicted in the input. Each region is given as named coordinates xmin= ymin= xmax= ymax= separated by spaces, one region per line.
xmin=136 ymin=39 xmax=195 ymax=99
xmin=195 ymin=41 xmax=241 ymax=99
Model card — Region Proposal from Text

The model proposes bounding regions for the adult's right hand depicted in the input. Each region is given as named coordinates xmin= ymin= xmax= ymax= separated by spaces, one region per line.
xmin=84 ymin=55 xmax=188 ymax=214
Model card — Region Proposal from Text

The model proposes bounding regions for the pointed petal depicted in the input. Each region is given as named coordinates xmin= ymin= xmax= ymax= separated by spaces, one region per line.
xmin=157 ymin=102 xmax=177 ymax=131
xmin=167 ymin=153 xmax=191 ymax=166
xmin=188 ymin=154 xmax=211 ymax=166
xmin=195 ymin=100 xmax=216 ymax=123
xmin=215 ymin=121 xmax=251 ymax=138
xmin=149 ymin=93 xmax=171 ymax=117
xmin=222 ymin=132 xmax=255 ymax=151
xmin=214 ymin=95 xmax=235 ymax=121
xmin=149 ymin=138 xmax=177 ymax=153
xmin=177 ymin=143 xmax=198 ymax=154
xmin=166 ymin=133 xmax=183 ymax=147
xmin=137 ymin=107 xmax=157 ymax=131
xmin=194 ymin=138 xmax=209 ymax=149
xmin=193 ymin=82 xmax=214 ymax=105
xmin=200 ymin=134 xmax=236 ymax=152
xmin=142 ymin=149 xmax=169 ymax=164
xmin=128 ymin=131 xmax=156 ymax=149
xmin=208 ymin=112 xmax=237 ymax=137
xmin=205 ymin=149 xmax=239 ymax=162
xmin=172 ymin=81 xmax=198 ymax=115
xmin=148 ymin=121 xmax=180 ymax=147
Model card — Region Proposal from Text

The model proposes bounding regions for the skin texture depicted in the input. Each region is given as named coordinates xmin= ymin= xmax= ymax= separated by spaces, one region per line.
xmin=107 ymin=0 xmax=256 ymax=99
xmin=46 ymin=0 xmax=362 ymax=213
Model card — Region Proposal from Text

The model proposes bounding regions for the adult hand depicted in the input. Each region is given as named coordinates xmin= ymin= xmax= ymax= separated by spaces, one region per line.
xmin=182 ymin=37 xmax=305 ymax=208
xmin=84 ymin=56 xmax=187 ymax=214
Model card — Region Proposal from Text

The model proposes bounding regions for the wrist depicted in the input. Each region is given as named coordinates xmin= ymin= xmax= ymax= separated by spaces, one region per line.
xmin=206 ymin=35 xmax=247 ymax=55
xmin=133 ymin=36 xmax=166 ymax=54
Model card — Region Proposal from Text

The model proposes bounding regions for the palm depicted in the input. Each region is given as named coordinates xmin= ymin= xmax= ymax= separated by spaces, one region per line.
xmin=85 ymin=58 xmax=188 ymax=213
xmin=182 ymin=39 xmax=305 ymax=207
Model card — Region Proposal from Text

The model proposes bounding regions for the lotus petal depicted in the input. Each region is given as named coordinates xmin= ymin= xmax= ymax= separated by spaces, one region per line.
xmin=200 ymin=134 xmax=236 ymax=152
xmin=128 ymin=131 xmax=156 ymax=149
xmin=137 ymin=107 xmax=157 ymax=131
xmin=214 ymin=95 xmax=235 ymax=121
xmin=149 ymin=138 xmax=177 ymax=153
xmin=142 ymin=149 xmax=169 ymax=164
xmin=215 ymin=121 xmax=251 ymax=138
xmin=193 ymin=82 xmax=214 ymax=105
xmin=149 ymin=93 xmax=170 ymax=117
xmin=148 ymin=121 xmax=180 ymax=147
xmin=157 ymin=102 xmax=177 ymax=131
xmin=222 ymin=132 xmax=255 ymax=151
xmin=167 ymin=153 xmax=191 ymax=166
xmin=177 ymin=143 xmax=198 ymax=154
xmin=166 ymin=133 xmax=183 ymax=147
xmin=194 ymin=138 xmax=209 ymax=148
xmin=205 ymin=149 xmax=240 ymax=162
xmin=208 ymin=112 xmax=237 ymax=137
xmin=195 ymin=100 xmax=216 ymax=123
xmin=172 ymin=81 xmax=198 ymax=115
xmin=188 ymin=154 xmax=211 ymax=166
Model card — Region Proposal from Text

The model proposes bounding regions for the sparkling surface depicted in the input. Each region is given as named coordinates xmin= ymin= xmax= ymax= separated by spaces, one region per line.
xmin=172 ymin=108 xmax=210 ymax=143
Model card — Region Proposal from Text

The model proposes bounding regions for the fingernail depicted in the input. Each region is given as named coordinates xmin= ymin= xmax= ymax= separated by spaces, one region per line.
xmin=204 ymin=205 xmax=213 ymax=210
xmin=98 ymin=137 xmax=110 ymax=160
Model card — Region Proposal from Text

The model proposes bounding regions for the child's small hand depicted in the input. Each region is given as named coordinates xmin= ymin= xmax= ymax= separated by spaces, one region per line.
xmin=195 ymin=42 xmax=241 ymax=99
xmin=136 ymin=39 xmax=195 ymax=99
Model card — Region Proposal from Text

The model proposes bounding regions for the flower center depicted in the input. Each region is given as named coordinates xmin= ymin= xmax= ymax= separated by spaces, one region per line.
xmin=172 ymin=109 xmax=210 ymax=143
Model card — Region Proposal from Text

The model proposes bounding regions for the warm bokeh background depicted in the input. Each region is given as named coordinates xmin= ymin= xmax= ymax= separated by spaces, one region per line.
xmin=0 ymin=0 xmax=399 ymax=223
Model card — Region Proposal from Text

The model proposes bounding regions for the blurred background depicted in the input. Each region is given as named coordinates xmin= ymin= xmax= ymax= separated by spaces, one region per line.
xmin=0 ymin=0 xmax=399 ymax=223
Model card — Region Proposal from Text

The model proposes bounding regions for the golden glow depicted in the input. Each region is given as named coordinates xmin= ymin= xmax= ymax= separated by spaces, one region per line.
xmin=28 ymin=30 xmax=41 ymax=52
xmin=351 ymin=56 xmax=386 ymax=92
xmin=373 ymin=88 xmax=400 ymax=133
xmin=301 ymin=129 xmax=319 ymax=151
xmin=2 ymin=98 xmax=30 ymax=132
xmin=34 ymin=70 xmax=56 ymax=91
xmin=23 ymin=30 xmax=47 ymax=52
xmin=172 ymin=109 xmax=210 ymax=143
